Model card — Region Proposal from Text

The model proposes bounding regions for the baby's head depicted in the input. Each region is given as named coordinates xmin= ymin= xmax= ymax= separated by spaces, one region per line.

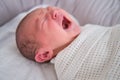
xmin=16 ymin=6 xmax=80 ymax=63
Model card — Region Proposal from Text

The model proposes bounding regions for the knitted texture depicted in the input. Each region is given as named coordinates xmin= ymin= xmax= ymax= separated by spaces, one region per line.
xmin=54 ymin=24 xmax=120 ymax=80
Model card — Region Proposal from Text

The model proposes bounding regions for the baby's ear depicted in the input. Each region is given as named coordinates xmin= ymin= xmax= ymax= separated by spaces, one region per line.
xmin=35 ymin=48 xmax=53 ymax=63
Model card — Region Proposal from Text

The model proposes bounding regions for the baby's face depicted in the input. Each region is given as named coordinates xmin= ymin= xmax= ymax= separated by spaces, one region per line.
xmin=20 ymin=6 xmax=80 ymax=62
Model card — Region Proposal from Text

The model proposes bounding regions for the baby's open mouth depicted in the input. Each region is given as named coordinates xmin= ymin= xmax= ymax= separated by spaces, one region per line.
xmin=62 ymin=17 xmax=71 ymax=29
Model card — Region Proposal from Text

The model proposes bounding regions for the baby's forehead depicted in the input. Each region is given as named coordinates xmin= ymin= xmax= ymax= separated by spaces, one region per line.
xmin=21 ymin=6 xmax=70 ymax=29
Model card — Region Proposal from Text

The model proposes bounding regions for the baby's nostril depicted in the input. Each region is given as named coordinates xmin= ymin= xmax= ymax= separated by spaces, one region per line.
xmin=52 ymin=10 xmax=58 ymax=19
xmin=54 ymin=14 xmax=57 ymax=18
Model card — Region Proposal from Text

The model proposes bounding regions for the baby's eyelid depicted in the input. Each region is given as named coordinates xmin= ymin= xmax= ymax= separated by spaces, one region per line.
xmin=41 ymin=16 xmax=48 ymax=28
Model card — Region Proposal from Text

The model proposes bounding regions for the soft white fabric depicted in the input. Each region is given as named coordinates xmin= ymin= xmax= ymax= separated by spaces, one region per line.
xmin=0 ymin=0 xmax=120 ymax=79
xmin=0 ymin=6 xmax=57 ymax=80
xmin=54 ymin=24 xmax=120 ymax=80
xmin=0 ymin=0 xmax=120 ymax=26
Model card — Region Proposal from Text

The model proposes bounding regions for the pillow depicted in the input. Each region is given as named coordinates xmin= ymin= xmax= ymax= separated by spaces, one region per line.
xmin=0 ymin=0 xmax=120 ymax=26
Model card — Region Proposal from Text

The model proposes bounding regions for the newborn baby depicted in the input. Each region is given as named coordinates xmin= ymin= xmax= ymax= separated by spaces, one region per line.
xmin=16 ymin=6 xmax=120 ymax=80
xmin=16 ymin=6 xmax=80 ymax=62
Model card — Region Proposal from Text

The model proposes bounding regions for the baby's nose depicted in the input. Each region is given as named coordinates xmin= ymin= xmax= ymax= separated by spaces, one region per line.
xmin=47 ymin=7 xmax=59 ymax=19
xmin=52 ymin=10 xmax=59 ymax=19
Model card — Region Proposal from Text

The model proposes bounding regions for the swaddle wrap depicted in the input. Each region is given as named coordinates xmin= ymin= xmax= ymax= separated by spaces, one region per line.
xmin=54 ymin=24 xmax=120 ymax=80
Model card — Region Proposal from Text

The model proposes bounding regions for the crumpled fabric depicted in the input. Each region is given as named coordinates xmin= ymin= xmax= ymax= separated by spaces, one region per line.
xmin=54 ymin=24 xmax=120 ymax=80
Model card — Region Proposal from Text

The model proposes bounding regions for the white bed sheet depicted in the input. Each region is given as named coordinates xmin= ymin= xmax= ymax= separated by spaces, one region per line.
xmin=0 ymin=7 xmax=57 ymax=80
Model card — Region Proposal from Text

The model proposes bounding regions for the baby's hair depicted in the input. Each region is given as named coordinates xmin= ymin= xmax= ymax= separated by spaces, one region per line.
xmin=16 ymin=14 xmax=39 ymax=61
xmin=16 ymin=37 xmax=38 ymax=61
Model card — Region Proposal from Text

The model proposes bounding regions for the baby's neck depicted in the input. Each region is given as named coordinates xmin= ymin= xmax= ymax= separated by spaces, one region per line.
xmin=53 ymin=34 xmax=80 ymax=57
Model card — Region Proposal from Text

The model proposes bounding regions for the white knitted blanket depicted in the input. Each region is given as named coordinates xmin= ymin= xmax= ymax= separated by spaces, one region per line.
xmin=53 ymin=24 xmax=120 ymax=80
